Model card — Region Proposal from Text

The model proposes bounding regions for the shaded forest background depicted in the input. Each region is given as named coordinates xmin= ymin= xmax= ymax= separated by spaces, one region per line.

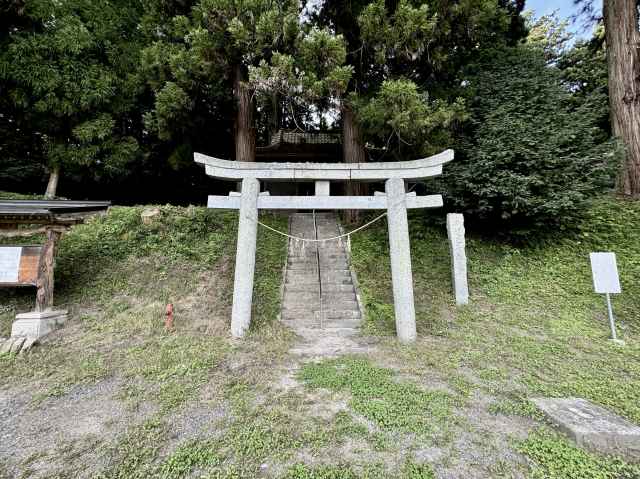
xmin=0 ymin=0 xmax=624 ymax=233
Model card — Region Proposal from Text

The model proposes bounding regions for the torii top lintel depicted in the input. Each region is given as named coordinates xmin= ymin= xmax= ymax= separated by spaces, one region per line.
xmin=195 ymin=149 xmax=454 ymax=182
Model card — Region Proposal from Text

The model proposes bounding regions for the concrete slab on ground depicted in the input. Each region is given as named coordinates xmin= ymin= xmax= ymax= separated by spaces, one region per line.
xmin=533 ymin=397 xmax=640 ymax=461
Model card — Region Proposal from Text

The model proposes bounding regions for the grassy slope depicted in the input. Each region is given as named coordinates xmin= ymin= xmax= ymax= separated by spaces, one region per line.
xmin=0 ymin=197 xmax=639 ymax=478
xmin=350 ymin=196 xmax=640 ymax=477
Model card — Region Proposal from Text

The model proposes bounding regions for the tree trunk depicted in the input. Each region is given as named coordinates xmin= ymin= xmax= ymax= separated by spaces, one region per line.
xmin=35 ymin=228 xmax=61 ymax=312
xmin=604 ymin=0 xmax=640 ymax=196
xmin=44 ymin=165 xmax=60 ymax=199
xmin=342 ymin=105 xmax=366 ymax=222
xmin=234 ymin=64 xmax=255 ymax=163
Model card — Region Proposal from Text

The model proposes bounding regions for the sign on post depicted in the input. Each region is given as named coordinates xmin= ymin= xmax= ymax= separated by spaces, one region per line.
xmin=0 ymin=246 xmax=42 ymax=286
xmin=0 ymin=247 xmax=22 ymax=283
xmin=589 ymin=252 xmax=622 ymax=342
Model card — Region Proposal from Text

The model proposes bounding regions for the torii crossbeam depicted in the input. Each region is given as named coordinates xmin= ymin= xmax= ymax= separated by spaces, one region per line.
xmin=196 ymin=149 xmax=456 ymax=342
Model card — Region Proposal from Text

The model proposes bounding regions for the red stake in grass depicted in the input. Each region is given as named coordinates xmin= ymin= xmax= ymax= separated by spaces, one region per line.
xmin=165 ymin=303 xmax=174 ymax=331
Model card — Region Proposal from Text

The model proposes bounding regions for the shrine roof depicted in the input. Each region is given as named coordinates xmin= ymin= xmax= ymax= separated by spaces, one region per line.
xmin=0 ymin=200 xmax=111 ymax=225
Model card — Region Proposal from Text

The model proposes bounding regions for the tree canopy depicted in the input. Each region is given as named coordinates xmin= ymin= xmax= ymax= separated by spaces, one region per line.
xmin=0 ymin=0 xmax=626 ymax=232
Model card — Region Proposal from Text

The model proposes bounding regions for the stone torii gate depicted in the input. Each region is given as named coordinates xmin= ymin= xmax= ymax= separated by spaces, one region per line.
xmin=195 ymin=149 xmax=467 ymax=342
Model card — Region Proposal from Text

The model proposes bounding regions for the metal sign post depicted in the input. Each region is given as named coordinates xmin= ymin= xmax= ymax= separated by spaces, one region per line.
xmin=589 ymin=252 xmax=622 ymax=343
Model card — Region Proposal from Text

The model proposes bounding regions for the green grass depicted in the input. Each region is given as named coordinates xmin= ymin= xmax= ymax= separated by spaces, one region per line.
xmin=2 ymin=196 xmax=640 ymax=478
xmin=518 ymin=428 xmax=640 ymax=479
xmin=0 ymin=205 xmax=289 ymax=403
xmin=159 ymin=439 xmax=221 ymax=479
xmin=299 ymin=357 xmax=456 ymax=439
xmin=350 ymin=196 xmax=640 ymax=476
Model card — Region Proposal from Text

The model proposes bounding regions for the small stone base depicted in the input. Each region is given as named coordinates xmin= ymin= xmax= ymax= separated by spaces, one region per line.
xmin=0 ymin=336 xmax=37 ymax=355
xmin=533 ymin=397 xmax=640 ymax=461
xmin=11 ymin=310 xmax=68 ymax=340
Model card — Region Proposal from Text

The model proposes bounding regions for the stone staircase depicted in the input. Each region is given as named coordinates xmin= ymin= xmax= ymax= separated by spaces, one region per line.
xmin=281 ymin=213 xmax=365 ymax=356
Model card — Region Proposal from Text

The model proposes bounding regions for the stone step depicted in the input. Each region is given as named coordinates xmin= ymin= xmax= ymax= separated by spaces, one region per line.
xmin=281 ymin=318 xmax=361 ymax=329
xmin=281 ymin=309 xmax=361 ymax=320
xmin=285 ymin=278 xmax=352 ymax=286
xmin=320 ymin=283 xmax=356 ymax=293
xmin=285 ymin=283 xmax=355 ymax=294
xmin=284 ymin=291 xmax=358 ymax=301
xmin=288 ymin=259 xmax=349 ymax=267
xmin=286 ymin=270 xmax=352 ymax=279
xmin=282 ymin=300 xmax=359 ymax=312
xmin=282 ymin=295 xmax=358 ymax=311
xmin=288 ymin=264 xmax=349 ymax=272
xmin=288 ymin=254 xmax=348 ymax=262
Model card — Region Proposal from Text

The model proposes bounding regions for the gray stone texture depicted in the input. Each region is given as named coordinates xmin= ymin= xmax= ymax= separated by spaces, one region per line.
xmin=446 ymin=213 xmax=469 ymax=305
xmin=195 ymin=149 xmax=454 ymax=182
xmin=12 ymin=310 xmax=68 ymax=340
xmin=230 ymin=177 xmax=260 ymax=338
xmin=533 ymin=397 xmax=640 ymax=461
xmin=385 ymin=178 xmax=417 ymax=343
xmin=281 ymin=213 xmax=365 ymax=356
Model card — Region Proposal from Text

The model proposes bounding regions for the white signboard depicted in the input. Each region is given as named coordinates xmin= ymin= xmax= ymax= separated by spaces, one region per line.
xmin=590 ymin=252 xmax=621 ymax=294
xmin=0 ymin=247 xmax=22 ymax=283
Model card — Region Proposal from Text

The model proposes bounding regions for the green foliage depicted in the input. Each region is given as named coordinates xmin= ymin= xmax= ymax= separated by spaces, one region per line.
xmin=160 ymin=440 xmax=220 ymax=479
xmin=358 ymin=0 xmax=435 ymax=65
xmin=281 ymin=461 xmax=433 ymax=479
xmin=299 ymin=357 xmax=455 ymax=437
xmin=558 ymin=30 xmax=609 ymax=139
xmin=124 ymin=335 xmax=227 ymax=410
xmin=95 ymin=418 xmax=167 ymax=479
xmin=445 ymin=44 xmax=618 ymax=232
xmin=0 ymin=0 xmax=143 ymax=179
xmin=351 ymin=197 xmax=640 ymax=428
xmin=519 ymin=429 xmax=640 ymax=479
xmin=355 ymin=79 xmax=467 ymax=157
xmin=249 ymin=28 xmax=353 ymax=102
xmin=141 ymin=0 xmax=304 ymax=141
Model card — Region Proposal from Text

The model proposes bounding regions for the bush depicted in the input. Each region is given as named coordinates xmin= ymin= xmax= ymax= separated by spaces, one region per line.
xmin=443 ymin=45 xmax=619 ymax=235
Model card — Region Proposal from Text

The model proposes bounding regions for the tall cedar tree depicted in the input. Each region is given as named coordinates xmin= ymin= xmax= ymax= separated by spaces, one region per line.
xmin=314 ymin=0 xmax=525 ymax=220
xmin=142 ymin=0 xmax=304 ymax=163
xmin=575 ymin=0 xmax=640 ymax=196
xmin=0 ymin=0 xmax=144 ymax=198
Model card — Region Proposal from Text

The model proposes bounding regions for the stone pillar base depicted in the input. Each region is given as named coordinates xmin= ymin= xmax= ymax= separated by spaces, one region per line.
xmin=11 ymin=310 xmax=68 ymax=340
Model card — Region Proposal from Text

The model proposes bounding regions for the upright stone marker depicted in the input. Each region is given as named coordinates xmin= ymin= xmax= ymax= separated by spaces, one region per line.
xmin=446 ymin=213 xmax=469 ymax=305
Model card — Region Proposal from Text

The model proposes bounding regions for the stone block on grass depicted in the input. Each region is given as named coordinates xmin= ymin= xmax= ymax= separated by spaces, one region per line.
xmin=533 ymin=397 xmax=640 ymax=462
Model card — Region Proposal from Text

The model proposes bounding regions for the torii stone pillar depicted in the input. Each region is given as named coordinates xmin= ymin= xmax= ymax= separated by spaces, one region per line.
xmin=231 ymin=177 xmax=260 ymax=337
xmin=385 ymin=178 xmax=417 ymax=342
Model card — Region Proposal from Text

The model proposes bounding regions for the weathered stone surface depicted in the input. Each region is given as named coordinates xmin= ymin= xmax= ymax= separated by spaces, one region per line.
xmin=281 ymin=213 xmax=365 ymax=356
xmin=9 ymin=337 xmax=25 ymax=354
xmin=19 ymin=337 xmax=37 ymax=353
xmin=140 ymin=207 xmax=161 ymax=225
xmin=195 ymin=149 xmax=454 ymax=181
xmin=230 ymin=177 xmax=260 ymax=338
xmin=385 ymin=178 xmax=416 ymax=343
xmin=446 ymin=213 xmax=469 ymax=305
xmin=533 ymin=397 xmax=640 ymax=461
xmin=0 ymin=339 xmax=12 ymax=354
xmin=12 ymin=310 xmax=68 ymax=340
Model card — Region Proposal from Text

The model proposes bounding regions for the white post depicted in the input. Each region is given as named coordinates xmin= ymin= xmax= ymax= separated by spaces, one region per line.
xmin=605 ymin=293 xmax=618 ymax=341
xmin=446 ymin=213 xmax=469 ymax=305
xmin=385 ymin=178 xmax=417 ymax=343
xmin=231 ymin=177 xmax=260 ymax=338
